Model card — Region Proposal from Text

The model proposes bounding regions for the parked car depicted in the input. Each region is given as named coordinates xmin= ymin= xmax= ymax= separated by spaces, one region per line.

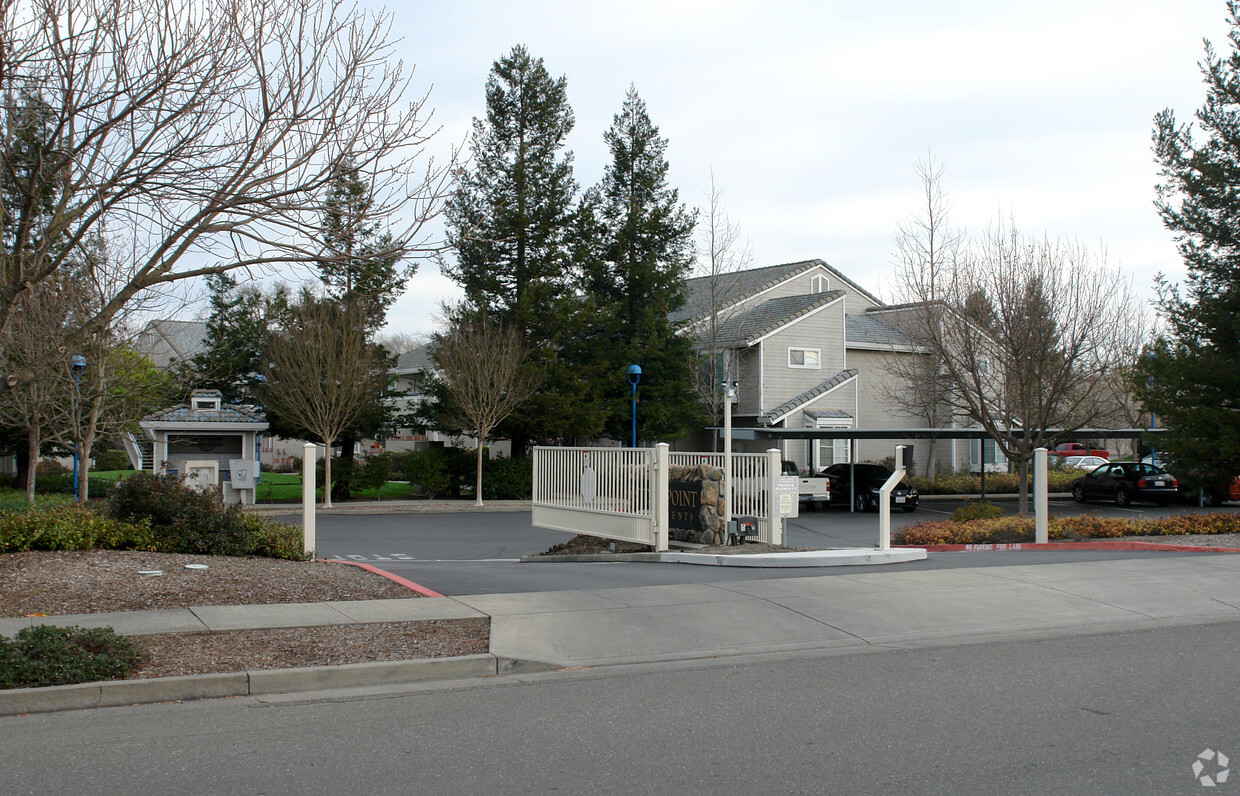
xmin=1071 ymin=462 xmax=1178 ymax=506
xmin=818 ymin=462 xmax=918 ymax=512
xmin=782 ymin=460 xmax=831 ymax=510
xmin=1061 ymin=455 xmax=1109 ymax=470
xmin=1173 ymin=472 xmax=1240 ymax=507
xmin=1050 ymin=442 xmax=1111 ymax=459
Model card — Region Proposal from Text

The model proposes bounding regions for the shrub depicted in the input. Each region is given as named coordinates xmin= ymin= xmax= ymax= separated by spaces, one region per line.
xmin=482 ymin=455 xmax=533 ymax=500
xmin=400 ymin=449 xmax=454 ymax=498
xmin=894 ymin=511 xmax=1240 ymax=546
xmin=93 ymin=449 xmax=134 ymax=472
xmin=355 ymin=452 xmax=394 ymax=499
xmin=950 ymin=500 xmax=1005 ymax=523
xmin=0 ymin=502 xmax=154 ymax=554
xmin=105 ymin=471 xmax=305 ymax=559
xmin=0 ymin=625 xmax=144 ymax=689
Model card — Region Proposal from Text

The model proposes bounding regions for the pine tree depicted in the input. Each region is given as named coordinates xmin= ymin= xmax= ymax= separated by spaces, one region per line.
xmin=317 ymin=162 xmax=410 ymax=329
xmin=441 ymin=45 xmax=600 ymax=450
xmin=185 ymin=274 xmax=276 ymax=405
xmin=1131 ymin=2 xmax=1240 ymax=479
xmin=582 ymin=86 xmax=703 ymax=443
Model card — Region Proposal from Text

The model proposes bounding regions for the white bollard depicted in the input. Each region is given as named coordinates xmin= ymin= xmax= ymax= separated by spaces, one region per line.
xmin=766 ymin=448 xmax=783 ymax=546
xmin=1035 ymin=447 xmax=1048 ymax=544
xmin=303 ymin=442 xmax=316 ymax=556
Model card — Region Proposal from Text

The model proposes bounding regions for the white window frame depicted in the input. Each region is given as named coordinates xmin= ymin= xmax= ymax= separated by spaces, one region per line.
xmin=788 ymin=347 xmax=821 ymax=369
xmin=810 ymin=275 xmax=829 ymax=293
xmin=969 ymin=438 xmax=1008 ymax=472
xmin=809 ymin=415 xmax=852 ymax=469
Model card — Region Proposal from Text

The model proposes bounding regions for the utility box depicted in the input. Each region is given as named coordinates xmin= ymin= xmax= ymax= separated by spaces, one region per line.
xmin=727 ymin=515 xmax=758 ymax=545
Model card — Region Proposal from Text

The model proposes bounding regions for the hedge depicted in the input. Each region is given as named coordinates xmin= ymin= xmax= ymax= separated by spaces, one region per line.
xmin=894 ymin=512 xmax=1240 ymax=546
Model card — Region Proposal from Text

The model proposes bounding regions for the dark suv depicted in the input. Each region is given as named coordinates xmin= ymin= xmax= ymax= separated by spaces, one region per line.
xmin=819 ymin=463 xmax=918 ymax=512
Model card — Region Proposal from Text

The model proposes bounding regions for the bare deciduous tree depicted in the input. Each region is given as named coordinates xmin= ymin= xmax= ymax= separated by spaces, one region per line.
xmin=888 ymin=163 xmax=1145 ymax=513
xmin=258 ymin=295 xmax=388 ymax=508
xmin=688 ymin=172 xmax=751 ymax=444
xmin=0 ymin=0 xmax=452 ymax=343
xmin=433 ymin=308 xmax=541 ymax=507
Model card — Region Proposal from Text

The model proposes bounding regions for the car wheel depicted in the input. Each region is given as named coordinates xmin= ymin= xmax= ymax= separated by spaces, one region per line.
xmin=1203 ymin=486 xmax=1221 ymax=507
xmin=854 ymin=492 xmax=868 ymax=512
xmin=1115 ymin=487 xmax=1131 ymax=507
xmin=1072 ymin=484 xmax=1086 ymax=503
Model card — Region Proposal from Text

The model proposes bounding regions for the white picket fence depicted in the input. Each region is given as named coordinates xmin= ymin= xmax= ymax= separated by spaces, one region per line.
xmin=533 ymin=444 xmax=782 ymax=551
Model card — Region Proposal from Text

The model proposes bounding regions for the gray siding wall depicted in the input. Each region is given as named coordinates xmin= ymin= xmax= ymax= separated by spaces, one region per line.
xmin=759 ymin=301 xmax=847 ymax=415
xmin=736 ymin=346 xmax=762 ymax=415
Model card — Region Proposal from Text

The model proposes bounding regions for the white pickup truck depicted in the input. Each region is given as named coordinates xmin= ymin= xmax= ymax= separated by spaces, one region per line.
xmin=783 ymin=461 xmax=831 ymax=510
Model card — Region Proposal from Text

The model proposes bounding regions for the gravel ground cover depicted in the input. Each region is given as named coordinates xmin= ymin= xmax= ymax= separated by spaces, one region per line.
xmin=0 ymin=551 xmax=489 ymax=680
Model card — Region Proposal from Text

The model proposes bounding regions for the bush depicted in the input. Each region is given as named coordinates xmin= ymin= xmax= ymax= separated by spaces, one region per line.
xmin=950 ymin=500 xmax=1005 ymax=522
xmin=93 ymin=449 xmax=133 ymax=472
xmin=399 ymin=449 xmax=454 ymax=498
xmin=894 ymin=512 xmax=1240 ymax=546
xmin=0 ymin=502 xmax=154 ymax=554
xmin=105 ymin=471 xmax=306 ymax=559
xmin=482 ymin=455 xmax=533 ymax=500
xmin=909 ymin=468 xmax=1079 ymax=495
xmin=0 ymin=625 xmax=143 ymax=689
xmin=355 ymin=452 xmax=393 ymax=499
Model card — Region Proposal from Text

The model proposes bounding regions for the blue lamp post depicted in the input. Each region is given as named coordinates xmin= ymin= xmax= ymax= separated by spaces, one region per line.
xmin=626 ymin=364 xmax=642 ymax=448
xmin=70 ymin=354 xmax=87 ymax=500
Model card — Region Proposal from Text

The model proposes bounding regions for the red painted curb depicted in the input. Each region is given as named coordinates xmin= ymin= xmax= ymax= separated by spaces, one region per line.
xmin=320 ymin=559 xmax=445 ymax=598
xmin=897 ymin=541 xmax=1240 ymax=554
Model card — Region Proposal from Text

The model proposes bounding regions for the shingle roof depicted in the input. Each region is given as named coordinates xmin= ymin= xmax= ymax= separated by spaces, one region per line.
xmin=713 ymin=291 xmax=843 ymax=347
xmin=758 ymin=369 xmax=858 ymax=426
xmin=393 ymin=344 xmax=433 ymax=372
xmin=671 ymin=260 xmax=822 ymax=324
xmin=143 ymin=392 xmax=266 ymax=425
xmin=143 ymin=319 xmax=208 ymax=360
xmin=805 ymin=409 xmax=853 ymax=420
xmin=845 ymin=314 xmax=913 ymax=347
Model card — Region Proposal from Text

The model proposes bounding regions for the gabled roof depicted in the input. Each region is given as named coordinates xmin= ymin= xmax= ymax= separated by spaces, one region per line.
xmin=137 ymin=319 xmax=208 ymax=364
xmin=142 ymin=394 xmax=266 ymax=426
xmin=393 ymin=344 xmax=433 ymax=373
xmin=672 ymin=258 xmax=883 ymax=325
xmin=758 ymin=369 xmax=858 ymax=426
xmin=714 ymin=291 xmax=844 ymax=347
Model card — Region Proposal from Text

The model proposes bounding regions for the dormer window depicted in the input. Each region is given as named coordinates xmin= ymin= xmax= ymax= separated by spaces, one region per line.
xmin=190 ymin=390 xmax=223 ymax=412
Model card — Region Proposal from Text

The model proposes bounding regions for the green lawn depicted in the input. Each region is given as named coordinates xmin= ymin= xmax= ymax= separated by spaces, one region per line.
xmin=86 ymin=469 xmax=413 ymax=503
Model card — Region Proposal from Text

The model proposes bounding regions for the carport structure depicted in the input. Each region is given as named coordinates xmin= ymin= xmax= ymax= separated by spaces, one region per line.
xmin=721 ymin=426 xmax=1162 ymax=506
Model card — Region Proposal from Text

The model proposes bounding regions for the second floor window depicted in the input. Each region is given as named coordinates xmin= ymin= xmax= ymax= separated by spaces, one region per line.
xmin=788 ymin=347 xmax=820 ymax=368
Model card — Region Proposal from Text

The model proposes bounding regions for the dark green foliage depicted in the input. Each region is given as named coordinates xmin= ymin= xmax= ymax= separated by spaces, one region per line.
xmin=0 ymin=501 xmax=154 ymax=553
xmin=93 ymin=449 xmax=132 ymax=472
xmin=0 ymin=625 xmax=143 ymax=689
xmin=580 ymin=87 xmax=704 ymax=443
xmin=355 ymin=453 xmax=393 ymax=499
xmin=481 ymin=455 xmax=533 ymax=500
xmin=104 ymin=472 xmax=305 ymax=559
xmin=185 ymin=274 xmax=278 ymax=405
xmin=398 ymin=448 xmax=474 ymax=499
xmin=1133 ymin=2 xmax=1240 ymax=481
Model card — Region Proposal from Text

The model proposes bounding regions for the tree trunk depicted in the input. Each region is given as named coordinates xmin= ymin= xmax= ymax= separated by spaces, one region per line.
xmin=322 ymin=438 xmax=334 ymax=508
xmin=25 ymin=428 xmax=39 ymax=503
xmin=475 ymin=439 xmax=484 ymax=508
xmin=79 ymin=437 xmax=92 ymax=502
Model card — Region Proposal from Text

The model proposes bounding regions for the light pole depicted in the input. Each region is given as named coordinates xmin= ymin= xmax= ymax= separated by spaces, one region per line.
xmin=626 ymin=364 xmax=642 ymax=447
xmin=70 ymin=354 xmax=87 ymax=501
xmin=722 ymin=379 xmax=736 ymax=525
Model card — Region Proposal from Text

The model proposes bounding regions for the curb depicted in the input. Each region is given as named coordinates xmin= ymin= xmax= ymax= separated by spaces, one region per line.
xmin=245 ymin=501 xmax=532 ymax=516
xmin=900 ymin=541 xmax=1240 ymax=553
xmin=521 ymin=548 xmax=928 ymax=567
xmin=0 ymin=653 xmax=553 ymax=717
xmin=322 ymin=559 xmax=445 ymax=598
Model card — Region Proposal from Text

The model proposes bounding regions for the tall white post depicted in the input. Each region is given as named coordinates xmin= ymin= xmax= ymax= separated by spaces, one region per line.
xmin=653 ymin=443 xmax=669 ymax=552
xmin=1035 ymin=447 xmax=1048 ymax=544
xmin=302 ymin=442 xmax=316 ymax=556
xmin=766 ymin=448 xmax=783 ymax=546
xmin=723 ymin=385 xmax=733 ymax=524
xmin=878 ymin=445 xmax=907 ymax=551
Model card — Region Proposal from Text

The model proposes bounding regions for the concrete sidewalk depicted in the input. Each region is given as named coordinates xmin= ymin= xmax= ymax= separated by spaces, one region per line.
xmin=6 ymin=553 xmax=1240 ymax=714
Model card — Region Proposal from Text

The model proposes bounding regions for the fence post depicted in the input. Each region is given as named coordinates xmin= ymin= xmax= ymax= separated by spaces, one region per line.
xmin=654 ymin=443 xmax=669 ymax=552
xmin=302 ymin=442 xmax=316 ymax=556
xmin=766 ymin=448 xmax=782 ymax=546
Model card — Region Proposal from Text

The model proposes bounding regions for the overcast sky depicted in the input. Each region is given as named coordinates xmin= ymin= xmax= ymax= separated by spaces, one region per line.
xmin=364 ymin=1 xmax=1235 ymax=337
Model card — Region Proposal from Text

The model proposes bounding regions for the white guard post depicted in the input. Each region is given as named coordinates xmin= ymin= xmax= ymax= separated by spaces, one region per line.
xmin=302 ymin=442 xmax=316 ymax=556
xmin=878 ymin=445 xmax=907 ymax=551
xmin=1035 ymin=447 xmax=1048 ymax=544
xmin=766 ymin=448 xmax=783 ymax=546
xmin=653 ymin=443 xmax=670 ymax=552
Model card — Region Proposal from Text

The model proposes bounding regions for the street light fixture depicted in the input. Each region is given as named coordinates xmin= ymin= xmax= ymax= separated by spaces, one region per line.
xmin=626 ymin=364 xmax=642 ymax=448
xmin=70 ymin=354 xmax=87 ymax=501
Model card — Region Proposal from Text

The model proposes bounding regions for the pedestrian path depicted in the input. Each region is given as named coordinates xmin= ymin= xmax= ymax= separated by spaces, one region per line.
xmin=6 ymin=553 xmax=1240 ymax=715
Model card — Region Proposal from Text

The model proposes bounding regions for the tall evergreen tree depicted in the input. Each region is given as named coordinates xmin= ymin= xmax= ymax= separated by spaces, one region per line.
xmin=318 ymin=161 xmax=410 ymax=329
xmin=582 ymin=86 xmax=703 ymax=442
xmin=441 ymin=45 xmax=601 ymax=451
xmin=1131 ymin=2 xmax=1240 ymax=479
xmin=185 ymin=274 xmax=277 ymax=405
